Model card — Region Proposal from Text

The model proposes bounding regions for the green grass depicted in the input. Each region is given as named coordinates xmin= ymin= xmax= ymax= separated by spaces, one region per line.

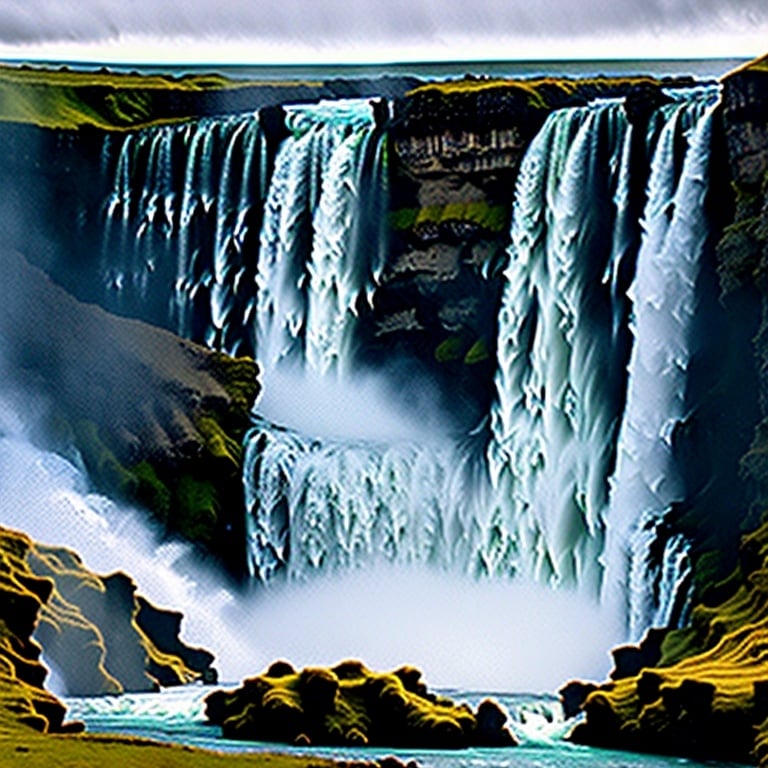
xmin=0 ymin=63 xmax=320 ymax=130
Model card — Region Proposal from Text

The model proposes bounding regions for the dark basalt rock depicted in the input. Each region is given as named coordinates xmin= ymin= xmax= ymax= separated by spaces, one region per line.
xmin=559 ymin=680 xmax=598 ymax=720
xmin=623 ymin=82 xmax=673 ymax=126
xmin=609 ymin=628 xmax=667 ymax=680
xmin=566 ymin=518 xmax=768 ymax=767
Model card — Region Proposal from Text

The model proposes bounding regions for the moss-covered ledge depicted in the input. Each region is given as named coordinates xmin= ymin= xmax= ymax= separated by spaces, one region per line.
xmin=0 ymin=249 xmax=259 ymax=573
xmin=564 ymin=518 xmax=768 ymax=766
xmin=206 ymin=660 xmax=517 ymax=749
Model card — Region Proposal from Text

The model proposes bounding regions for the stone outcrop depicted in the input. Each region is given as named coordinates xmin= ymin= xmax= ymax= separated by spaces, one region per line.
xmin=565 ymin=518 xmax=768 ymax=766
xmin=205 ymin=660 xmax=517 ymax=749
xmin=0 ymin=249 xmax=259 ymax=570
xmin=0 ymin=525 xmax=215 ymax=699
xmin=26 ymin=540 xmax=216 ymax=695
xmin=0 ymin=527 xmax=80 ymax=733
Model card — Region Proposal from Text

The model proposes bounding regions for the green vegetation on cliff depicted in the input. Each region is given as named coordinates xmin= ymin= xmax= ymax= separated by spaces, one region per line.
xmin=0 ymin=250 xmax=259 ymax=565
xmin=0 ymin=63 xmax=319 ymax=130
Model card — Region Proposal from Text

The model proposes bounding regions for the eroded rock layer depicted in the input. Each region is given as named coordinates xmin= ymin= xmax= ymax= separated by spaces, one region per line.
xmin=0 ymin=525 xmax=216 ymax=699
xmin=565 ymin=518 xmax=768 ymax=765
xmin=0 ymin=527 xmax=74 ymax=734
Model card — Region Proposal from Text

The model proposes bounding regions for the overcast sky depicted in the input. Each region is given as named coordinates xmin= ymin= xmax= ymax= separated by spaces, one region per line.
xmin=0 ymin=0 xmax=766 ymax=64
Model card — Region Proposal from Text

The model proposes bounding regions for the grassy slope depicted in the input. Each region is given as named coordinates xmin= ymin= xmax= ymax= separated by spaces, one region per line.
xmin=0 ymin=63 xmax=318 ymax=129
xmin=2 ymin=732 xmax=335 ymax=768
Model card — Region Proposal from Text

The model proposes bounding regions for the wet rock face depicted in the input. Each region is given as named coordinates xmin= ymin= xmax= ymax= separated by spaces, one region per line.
xmin=14 ymin=532 xmax=218 ymax=697
xmin=0 ymin=527 xmax=76 ymax=734
xmin=717 ymin=57 xmax=768 ymax=522
xmin=205 ymin=660 xmax=518 ymax=749
xmin=722 ymin=58 xmax=768 ymax=189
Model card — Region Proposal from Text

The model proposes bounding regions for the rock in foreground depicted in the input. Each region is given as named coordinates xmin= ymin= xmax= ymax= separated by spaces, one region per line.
xmin=205 ymin=660 xmax=517 ymax=749
xmin=566 ymin=518 xmax=768 ymax=766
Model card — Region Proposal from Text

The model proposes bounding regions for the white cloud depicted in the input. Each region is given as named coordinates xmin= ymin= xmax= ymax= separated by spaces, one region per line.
xmin=0 ymin=0 xmax=765 ymax=62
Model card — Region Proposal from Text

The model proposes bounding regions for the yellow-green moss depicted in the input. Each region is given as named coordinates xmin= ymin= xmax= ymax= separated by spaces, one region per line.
xmin=464 ymin=337 xmax=490 ymax=364
xmin=195 ymin=413 xmax=242 ymax=468
xmin=128 ymin=461 xmax=172 ymax=523
xmin=573 ymin=520 xmax=768 ymax=765
xmin=406 ymin=75 xmax=659 ymax=110
xmin=434 ymin=336 xmax=465 ymax=362
xmin=175 ymin=476 xmax=219 ymax=544
xmin=206 ymin=660 xmax=516 ymax=749
xmin=391 ymin=201 xmax=508 ymax=233
xmin=0 ymin=63 xmax=321 ymax=130
xmin=71 ymin=420 xmax=137 ymax=499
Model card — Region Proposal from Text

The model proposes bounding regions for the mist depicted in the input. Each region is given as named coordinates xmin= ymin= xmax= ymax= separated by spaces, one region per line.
xmin=256 ymin=363 xmax=450 ymax=443
xmin=0 ymin=390 xmax=620 ymax=694
xmin=236 ymin=568 xmax=622 ymax=692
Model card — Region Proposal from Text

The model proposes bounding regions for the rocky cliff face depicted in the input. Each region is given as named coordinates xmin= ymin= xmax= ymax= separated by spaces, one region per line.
xmin=370 ymin=76 xmax=672 ymax=426
xmin=0 ymin=250 xmax=259 ymax=571
xmin=718 ymin=55 xmax=768 ymax=512
xmin=0 ymin=527 xmax=74 ymax=734
xmin=567 ymin=517 xmax=768 ymax=765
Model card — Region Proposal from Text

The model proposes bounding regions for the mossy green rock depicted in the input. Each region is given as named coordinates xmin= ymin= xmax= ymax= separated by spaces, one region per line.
xmin=568 ymin=519 xmax=768 ymax=766
xmin=205 ymin=660 xmax=517 ymax=749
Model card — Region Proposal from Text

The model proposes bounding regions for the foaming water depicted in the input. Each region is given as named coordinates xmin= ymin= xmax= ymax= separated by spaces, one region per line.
xmin=0 ymin=393 xmax=254 ymax=680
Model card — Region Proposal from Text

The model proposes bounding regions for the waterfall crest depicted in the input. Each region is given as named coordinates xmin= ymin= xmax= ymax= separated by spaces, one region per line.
xmin=256 ymin=100 xmax=388 ymax=379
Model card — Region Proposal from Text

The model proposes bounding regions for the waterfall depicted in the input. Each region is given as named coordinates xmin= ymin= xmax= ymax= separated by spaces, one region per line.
xmin=84 ymin=85 xmax=730 ymax=646
xmin=100 ymin=112 xmax=268 ymax=355
xmin=256 ymin=100 xmax=388 ymax=379
xmin=488 ymin=101 xmax=635 ymax=596
xmin=243 ymin=419 xmax=474 ymax=581
xmin=487 ymin=89 xmax=719 ymax=619
xmin=606 ymin=96 xmax=718 ymax=638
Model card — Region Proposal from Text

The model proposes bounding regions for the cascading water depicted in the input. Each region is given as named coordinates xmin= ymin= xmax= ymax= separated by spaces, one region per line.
xmin=244 ymin=418 xmax=489 ymax=581
xmin=255 ymin=100 xmax=388 ymax=378
xmin=606 ymin=94 xmax=718 ymax=638
xmin=99 ymin=112 xmax=269 ymax=354
xmin=73 ymin=82 xmax=731 ymax=654
xmin=488 ymin=101 xmax=636 ymax=596
xmin=245 ymin=99 xmax=483 ymax=582
xmin=245 ymin=87 xmax=725 ymax=647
